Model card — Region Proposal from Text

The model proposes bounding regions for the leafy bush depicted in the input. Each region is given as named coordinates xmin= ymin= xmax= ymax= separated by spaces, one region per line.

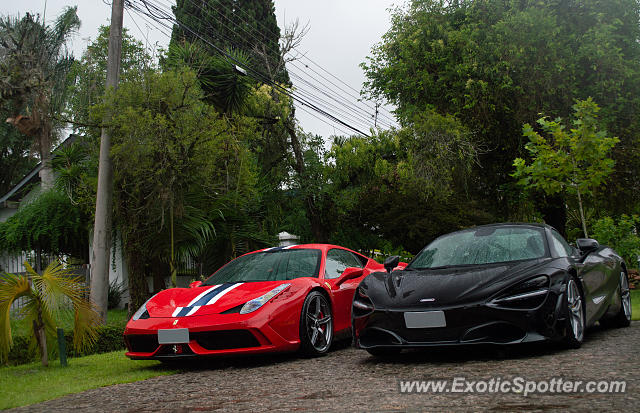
xmin=108 ymin=280 xmax=125 ymax=309
xmin=591 ymin=215 xmax=640 ymax=269
xmin=0 ymin=190 xmax=88 ymax=257
xmin=6 ymin=323 xmax=125 ymax=366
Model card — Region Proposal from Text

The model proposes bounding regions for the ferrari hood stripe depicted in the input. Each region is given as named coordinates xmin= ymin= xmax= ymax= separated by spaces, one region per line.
xmin=187 ymin=285 xmax=220 ymax=307
xmin=205 ymin=282 xmax=243 ymax=306
xmin=172 ymin=282 xmax=244 ymax=317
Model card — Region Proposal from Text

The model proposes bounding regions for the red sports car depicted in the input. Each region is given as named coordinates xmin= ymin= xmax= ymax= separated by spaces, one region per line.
xmin=124 ymin=244 xmax=384 ymax=360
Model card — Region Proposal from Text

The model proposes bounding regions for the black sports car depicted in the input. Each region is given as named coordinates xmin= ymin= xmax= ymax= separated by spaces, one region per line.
xmin=352 ymin=223 xmax=632 ymax=355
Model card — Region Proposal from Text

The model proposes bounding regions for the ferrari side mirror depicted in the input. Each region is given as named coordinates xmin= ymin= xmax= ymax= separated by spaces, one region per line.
xmin=576 ymin=238 xmax=599 ymax=254
xmin=189 ymin=280 xmax=203 ymax=288
xmin=384 ymin=255 xmax=400 ymax=273
xmin=335 ymin=267 xmax=364 ymax=287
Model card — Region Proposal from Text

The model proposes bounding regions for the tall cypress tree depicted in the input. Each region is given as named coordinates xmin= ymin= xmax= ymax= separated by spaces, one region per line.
xmin=171 ymin=0 xmax=289 ymax=84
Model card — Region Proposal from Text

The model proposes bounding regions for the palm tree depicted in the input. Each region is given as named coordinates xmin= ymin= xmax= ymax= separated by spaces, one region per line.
xmin=0 ymin=7 xmax=80 ymax=189
xmin=0 ymin=261 xmax=99 ymax=366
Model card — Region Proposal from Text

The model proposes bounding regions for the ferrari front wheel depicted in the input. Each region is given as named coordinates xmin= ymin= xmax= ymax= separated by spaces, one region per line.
xmin=299 ymin=291 xmax=333 ymax=356
xmin=563 ymin=277 xmax=585 ymax=348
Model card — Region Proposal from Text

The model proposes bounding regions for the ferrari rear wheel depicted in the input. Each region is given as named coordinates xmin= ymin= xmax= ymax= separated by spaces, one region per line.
xmin=563 ymin=277 xmax=585 ymax=348
xmin=299 ymin=291 xmax=333 ymax=356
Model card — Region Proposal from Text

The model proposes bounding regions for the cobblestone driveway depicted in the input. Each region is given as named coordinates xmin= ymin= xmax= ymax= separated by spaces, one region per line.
xmin=12 ymin=322 xmax=638 ymax=412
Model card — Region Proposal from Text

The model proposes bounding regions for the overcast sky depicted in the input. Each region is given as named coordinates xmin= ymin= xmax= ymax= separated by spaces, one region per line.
xmin=0 ymin=0 xmax=400 ymax=138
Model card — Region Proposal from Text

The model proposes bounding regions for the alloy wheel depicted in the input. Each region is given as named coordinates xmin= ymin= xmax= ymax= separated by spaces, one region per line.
xmin=567 ymin=279 xmax=584 ymax=342
xmin=305 ymin=294 xmax=333 ymax=353
xmin=620 ymin=271 xmax=632 ymax=321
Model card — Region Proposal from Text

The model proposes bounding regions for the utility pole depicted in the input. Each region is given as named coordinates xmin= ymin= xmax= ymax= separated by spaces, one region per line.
xmin=90 ymin=0 xmax=124 ymax=323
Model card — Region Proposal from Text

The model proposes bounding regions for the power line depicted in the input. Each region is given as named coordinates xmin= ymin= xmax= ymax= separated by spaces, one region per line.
xmin=200 ymin=0 xmax=398 ymax=124
xmin=127 ymin=0 xmax=372 ymax=137
xmin=161 ymin=0 xmax=396 ymax=130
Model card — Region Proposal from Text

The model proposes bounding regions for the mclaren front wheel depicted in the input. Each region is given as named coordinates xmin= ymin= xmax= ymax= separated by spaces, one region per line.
xmin=563 ymin=277 xmax=585 ymax=349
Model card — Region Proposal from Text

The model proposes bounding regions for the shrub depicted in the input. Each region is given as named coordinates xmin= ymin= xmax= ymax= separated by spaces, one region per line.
xmin=591 ymin=215 xmax=640 ymax=269
xmin=108 ymin=280 xmax=125 ymax=309
xmin=6 ymin=323 xmax=125 ymax=366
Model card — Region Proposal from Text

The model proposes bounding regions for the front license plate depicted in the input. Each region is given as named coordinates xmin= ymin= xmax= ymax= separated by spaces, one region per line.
xmin=404 ymin=311 xmax=446 ymax=329
xmin=158 ymin=328 xmax=189 ymax=344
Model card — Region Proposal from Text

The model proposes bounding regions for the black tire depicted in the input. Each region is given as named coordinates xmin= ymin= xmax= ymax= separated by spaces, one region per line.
xmin=299 ymin=291 xmax=333 ymax=357
xmin=563 ymin=277 xmax=585 ymax=349
xmin=607 ymin=270 xmax=632 ymax=328
xmin=366 ymin=347 xmax=401 ymax=358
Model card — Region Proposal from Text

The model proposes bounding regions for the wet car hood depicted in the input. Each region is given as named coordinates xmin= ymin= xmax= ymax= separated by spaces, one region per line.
xmin=362 ymin=258 xmax=552 ymax=309
xmin=145 ymin=281 xmax=289 ymax=317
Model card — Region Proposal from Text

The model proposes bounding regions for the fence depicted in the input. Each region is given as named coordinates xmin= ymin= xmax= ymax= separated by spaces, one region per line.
xmin=1 ymin=251 xmax=85 ymax=313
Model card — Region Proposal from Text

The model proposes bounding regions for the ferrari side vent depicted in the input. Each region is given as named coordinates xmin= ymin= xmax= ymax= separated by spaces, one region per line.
xmin=126 ymin=334 xmax=159 ymax=353
xmin=192 ymin=330 xmax=260 ymax=350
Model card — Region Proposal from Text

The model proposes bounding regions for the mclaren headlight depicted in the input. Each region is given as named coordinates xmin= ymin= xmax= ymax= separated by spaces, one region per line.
xmin=132 ymin=295 xmax=155 ymax=320
xmin=490 ymin=275 xmax=550 ymax=309
xmin=240 ymin=284 xmax=291 ymax=314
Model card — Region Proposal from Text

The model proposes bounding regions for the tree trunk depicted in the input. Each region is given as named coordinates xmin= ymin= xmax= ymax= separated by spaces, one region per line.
xmin=32 ymin=318 xmax=48 ymax=367
xmin=127 ymin=246 xmax=150 ymax=316
xmin=576 ymin=188 xmax=588 ymax=238
xmin=536 ymin=193 xmax=567 ymax=237
xmin=91 ymin=0 xmax=125 ymax=323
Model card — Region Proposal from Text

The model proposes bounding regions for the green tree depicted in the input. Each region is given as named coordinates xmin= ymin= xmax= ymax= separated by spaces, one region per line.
xmin=591 ymin=215 xmax=640 ymax=268
xmin=0 ymin=7 xmax=81 ymax=189
xmin=513 ymin=99 xmax=619 ymax=238
xmin=0 ymin=190 xmax=89 ymax=261
xmin=0 ymin=115 xmax=37 ymax=195
xmin=66 ymin=25 xmax=152 ymax=135
xmin=171 ymin=0 xmax=288 ymax=84
xmin=98 ymin=67 xmax=262 ymax=309
xmin=0 ymin=261 xmax=99 ymax=366
xmin=317 ymin=111 xmax=485 ymax=253
xmin=362 ymin=0 xmax=640 ymax=227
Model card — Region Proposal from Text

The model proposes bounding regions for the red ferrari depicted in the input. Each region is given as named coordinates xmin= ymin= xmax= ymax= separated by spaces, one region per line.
xmin=124 ymin=244 xmax=384 ymax=360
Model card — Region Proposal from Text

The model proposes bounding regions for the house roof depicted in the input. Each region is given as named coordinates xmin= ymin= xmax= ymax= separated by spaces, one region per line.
xmin=0 ymin=134 xmax=79 ymax=205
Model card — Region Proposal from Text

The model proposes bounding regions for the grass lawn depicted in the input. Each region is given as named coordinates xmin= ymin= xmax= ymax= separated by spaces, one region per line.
xmin=632 ymin=289 xmax=640 ymax=321
xmin=0 ymin=351 xmax=175 ymax=410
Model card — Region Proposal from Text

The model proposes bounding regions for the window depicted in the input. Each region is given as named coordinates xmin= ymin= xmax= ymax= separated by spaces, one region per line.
xmin=550 ymin=230 xmax=573 ymax=257
xmin=325 ymin=249 xmax=363 ymax=279
xmin=203 ymin=249 xmax=321 ymax=284
xmin=409 ymin=226 xmax=548 ymax=269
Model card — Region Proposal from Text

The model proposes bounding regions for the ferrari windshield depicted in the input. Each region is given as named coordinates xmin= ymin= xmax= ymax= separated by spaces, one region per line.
xmin=408 ymin=226 xmax=547 ymax=269
xmin=203 ymin=249 xmax=322 ymax=284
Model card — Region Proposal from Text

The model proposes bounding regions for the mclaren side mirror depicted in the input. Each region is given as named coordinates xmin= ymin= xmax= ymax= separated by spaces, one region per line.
xmin=189 ymin=280 xmax=203 ymax=288
xmin=576 ymin=238 xmax=599 ymax=254
xmin=335 ymin=267 xmax=364 ymax=287
xmin=384 ymin=255 xmax=400 ymax=273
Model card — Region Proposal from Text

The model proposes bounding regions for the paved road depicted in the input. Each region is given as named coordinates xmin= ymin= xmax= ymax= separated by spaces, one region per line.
xmin=12 ymin=322 xmax=639 ymax=412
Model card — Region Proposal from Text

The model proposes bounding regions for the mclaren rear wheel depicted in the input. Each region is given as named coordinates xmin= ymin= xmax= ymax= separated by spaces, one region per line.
xmin=563 ymin=277 xmax=585 ymax=349
xmin=299 ymin=291 xmax=333 ymax=357
xmin=604 ymin=270 xmax=632 ymax=328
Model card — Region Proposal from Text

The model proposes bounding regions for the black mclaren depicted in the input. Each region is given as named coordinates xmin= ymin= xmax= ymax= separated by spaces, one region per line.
xmin=352 ymin=223 xmax=632 ymax=356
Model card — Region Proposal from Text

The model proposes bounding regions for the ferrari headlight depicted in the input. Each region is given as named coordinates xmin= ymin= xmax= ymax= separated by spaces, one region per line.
xmin=490 ymin=275 xmax=550 ymax=309
xmin=240 ymin=284 xmax=291 ymax=314
xmin=132 ymin=295 xmax=155 ymax=320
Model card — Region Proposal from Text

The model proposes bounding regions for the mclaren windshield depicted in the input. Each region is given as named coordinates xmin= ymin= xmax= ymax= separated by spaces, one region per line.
xmin=203 ymin=248 xmax=322 ymax=284
xmin=408 ymin=226 xmax=548 ymax=270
